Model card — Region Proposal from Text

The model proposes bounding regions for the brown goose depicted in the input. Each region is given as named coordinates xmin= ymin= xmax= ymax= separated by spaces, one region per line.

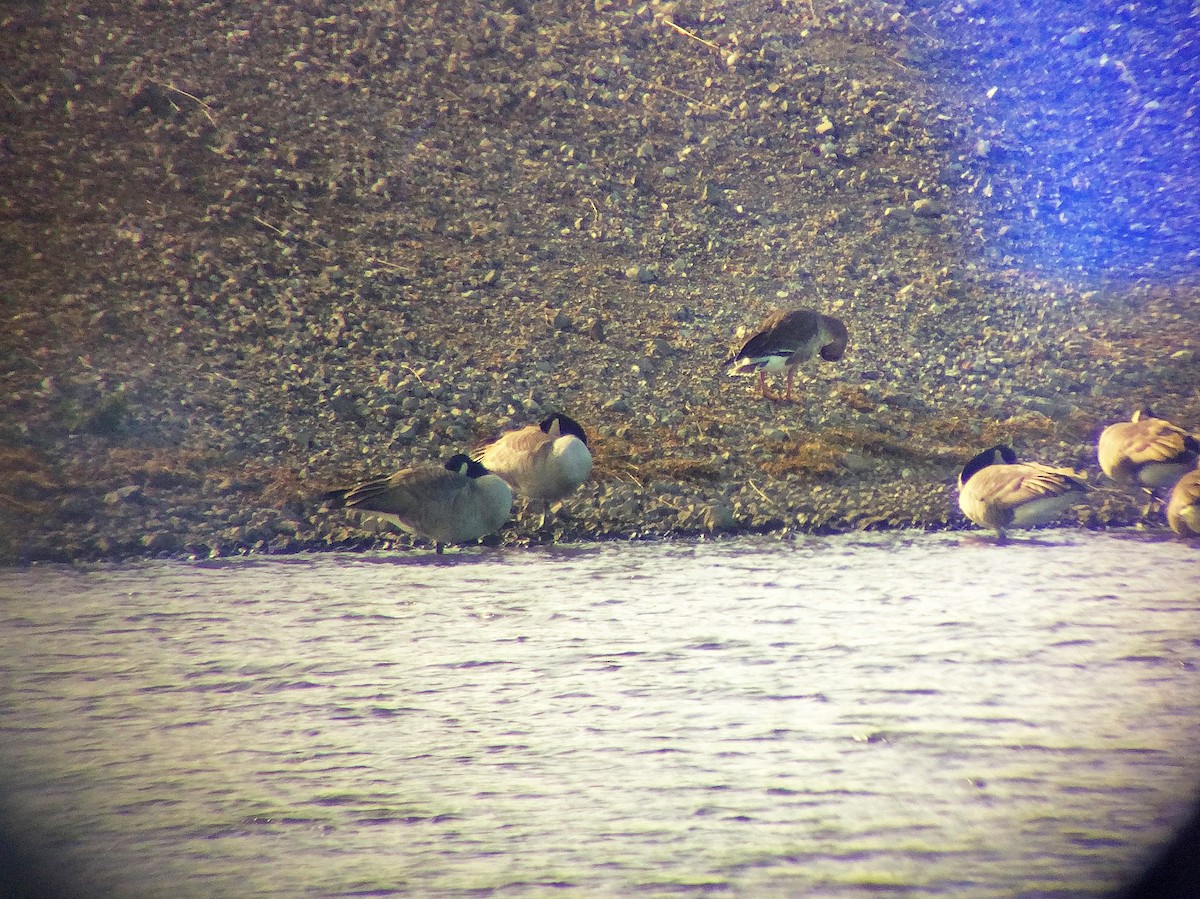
xmin=1097 ymin=409 xmax=1199 ymax=491
xmin=957 ymin=445 xmax=1089 ymax=541
xmin=473 ymin=413 xmax=592 ymax=528
xmin=322 ymin=454 xmax=513 ymax=553
xmin=725 ymin=309 xmax=849 ymax=401
xmin=1167 ymin=465 xmax=1200 ymax=537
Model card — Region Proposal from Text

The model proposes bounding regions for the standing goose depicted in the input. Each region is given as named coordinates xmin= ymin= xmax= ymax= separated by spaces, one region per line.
xmin=322 ymin=454 xmax=512 ymax=554
xmin=957 ymin=445 xmax=1089 ymax=541
xmin=473 ymin=412 xmax=592 ymax=528
xmin=725 ymin=309 xmax=848 ymax=401
xmin=1166 ymin=466 xmax=1200 ymax=537
xmin=1096 ymin=408 xmax=1200 ymax=492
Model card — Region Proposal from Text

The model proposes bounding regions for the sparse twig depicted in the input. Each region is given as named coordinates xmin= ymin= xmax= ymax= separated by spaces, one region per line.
xmin=252 ymin=215 xmax=290 ymax=238
xmin=747 ymin=479 xmax=773 ymax=504
xmin=628 ymin=75 xmax=732 ymax=118
xmin=1 ymin=80 xmax=23 ymax=107
xmin=365 ymin=256 xmax=407 ymax=273
xmin=661 ymin=18 xmax=722 ymax=53
xmin=150 ymin=80 xmax=218 ymax=126
xmin=255 ymin=215 xmax=406 ymax=274
xmin=0 ymin=494 xmax=40 ymax=514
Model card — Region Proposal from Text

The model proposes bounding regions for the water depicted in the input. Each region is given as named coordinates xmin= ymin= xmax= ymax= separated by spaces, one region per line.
xmin=1 ymin=530 xmax=1198 ymax=898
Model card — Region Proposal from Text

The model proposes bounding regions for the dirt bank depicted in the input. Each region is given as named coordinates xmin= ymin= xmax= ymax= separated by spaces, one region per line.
xmin=2 ymin=0 xmax=1197 ymax=562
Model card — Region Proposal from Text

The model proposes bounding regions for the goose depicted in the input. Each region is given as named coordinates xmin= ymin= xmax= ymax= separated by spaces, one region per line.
xmin=473 ymin=412 xmax=592 ymax=528
xmin=1096 ymin=409 xmax=1199 ymax=492
xmin=1166 ymin=465 xmax=1200 ymax=537
xmin=957 ymin=445 xmax=1089 ymax=541
xmin=725 ymin=309 xmax=848 ymax=401
xmin=322 ymin=453 xmax=512 ymax=553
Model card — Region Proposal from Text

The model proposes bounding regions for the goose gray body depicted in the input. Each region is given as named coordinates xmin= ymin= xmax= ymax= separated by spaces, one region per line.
xmin=475 ymin=413 xmax=592 ymax=502
xmin=474 ymin=413 xmax=591 ymax=528
xmin=726 ymin=309 xmax=848 ymax=400
xmin=1167 ymin=466 xmax=1200 ymax=537
xmin=323 ymin=454 xmax=512 ymax=553
xmin=957 ymin=445 xmax=1088 ymax=540
xmin=1097 ymin=409 xmax=1199 ymax=490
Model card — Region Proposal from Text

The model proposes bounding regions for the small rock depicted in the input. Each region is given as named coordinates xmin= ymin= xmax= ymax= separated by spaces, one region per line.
xmin=104 ymin=485 xmax=145 ymax=505
xmin=912 ymin=197 xmax=944 ymax=217
xmin=700 ymin=502 xmax=735 ymax=532
xmin=645 ymin=338 xmax=674 ymax=357
xmin=842 ymin=453 xmax=873 ymax=473
xmin=624 ymin=264 xmax=658 ymax=284
xmin=997 ymin=221 xmax=1028 ymax=239
xmin=59 ymin=494 xmax=95 ymax=519
xmin=141 ymin=532 xmax=180 ymax=553
xmin=127 ymin=82 xmax=173 ymax=116
xmin=631 ymin=358 xmax=656 ymax=377
xmin=700 ymin=182 xmax=724 ymax=206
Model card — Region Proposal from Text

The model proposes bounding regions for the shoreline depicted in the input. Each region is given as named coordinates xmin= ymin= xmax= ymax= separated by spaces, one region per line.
xmin=2 ymin=2 xmax=1198 ymax=565
xmin=1 ymin=476 xmax=1164 ymax=565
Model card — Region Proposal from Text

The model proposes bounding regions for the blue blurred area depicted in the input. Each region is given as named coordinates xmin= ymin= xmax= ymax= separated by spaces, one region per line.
xmin=925 ymin=0 xmax=1200 ymax=277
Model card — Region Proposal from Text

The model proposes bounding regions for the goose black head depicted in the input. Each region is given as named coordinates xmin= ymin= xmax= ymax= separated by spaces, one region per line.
xmin=445 ymin=453 xmax=490 ymax=478
xmin=959 ymin=445 xmax=1018 ymax=486
xmin=542 ymin=412 xmax=589 ymax=446
xmin=819 ymin=317 xmax=850 ymax=362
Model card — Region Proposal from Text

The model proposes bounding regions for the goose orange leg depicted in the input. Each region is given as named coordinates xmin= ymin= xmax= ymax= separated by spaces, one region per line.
xmin=757 ymin=370 xmax=775 ymax=399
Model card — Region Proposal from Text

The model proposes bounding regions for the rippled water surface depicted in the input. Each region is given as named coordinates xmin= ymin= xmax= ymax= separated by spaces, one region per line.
xmin=2 ymin=530 xmax=1199 ymax=897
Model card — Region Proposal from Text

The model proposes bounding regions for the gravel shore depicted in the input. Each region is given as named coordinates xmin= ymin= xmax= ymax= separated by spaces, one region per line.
xmin=2 ymin=0 xmax=1198 ymax=563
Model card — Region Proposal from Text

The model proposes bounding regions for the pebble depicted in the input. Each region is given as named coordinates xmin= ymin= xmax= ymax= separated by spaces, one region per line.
xmin=912 ymin=198 xmax=944 ymax=217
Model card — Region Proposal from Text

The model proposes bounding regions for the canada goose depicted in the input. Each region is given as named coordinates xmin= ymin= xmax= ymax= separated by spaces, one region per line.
xmin=725 ymin=309 xmax=848 ymax=401
xmin=1166 ymin=466 xmax=1200 ymax=537
xmin=322 ymin=453 xmax=512 ymax=553
xmin=1097 ymin=409 xmax=1200 ymax=492
xmin=473 ymin=412 xmax=592 ymax=528
xmin=957 ymin=445 xmax=1089 ymax=541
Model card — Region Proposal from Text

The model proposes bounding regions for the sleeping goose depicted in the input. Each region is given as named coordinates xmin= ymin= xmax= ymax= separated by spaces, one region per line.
xmin=957 ymin=445 xmax=1089 ymax=541
xmin=725 ymin=309 xmax=848 ymax=401
xmin=1097 ymin=408 xmax=1199 ymax=492
xmin=1167 ymin=465 xmax=1200 ymax=537
xmin=473 ymin=412 xmax=592 ymax=528
xmin=322 ymin=453 xmax=512 ymax=553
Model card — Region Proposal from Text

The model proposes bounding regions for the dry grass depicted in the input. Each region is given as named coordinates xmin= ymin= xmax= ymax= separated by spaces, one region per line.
xmin=58 ymin=445 xmax=307 ymax=507
xmin=638 ymin=457 xmax=723 ymax=483
xmin=67 ymin=446 xmax=219 ymax=490
xmin=232 ymin=460 xmax=309 ymax=507
xmin=0 ymin=445 xmax=60 ymax=512
xmin=830 ymin=383 xmax=878 ymax=413
xmin=762 ymin=440 xmax=843 ymax=478
xmin=925 ymin=409 xmax=1095 ymax=448
xmin=589 ymin=429 xmax=723 ymax=487
xmin=762 ymin=425 xmax=960 ymax=480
